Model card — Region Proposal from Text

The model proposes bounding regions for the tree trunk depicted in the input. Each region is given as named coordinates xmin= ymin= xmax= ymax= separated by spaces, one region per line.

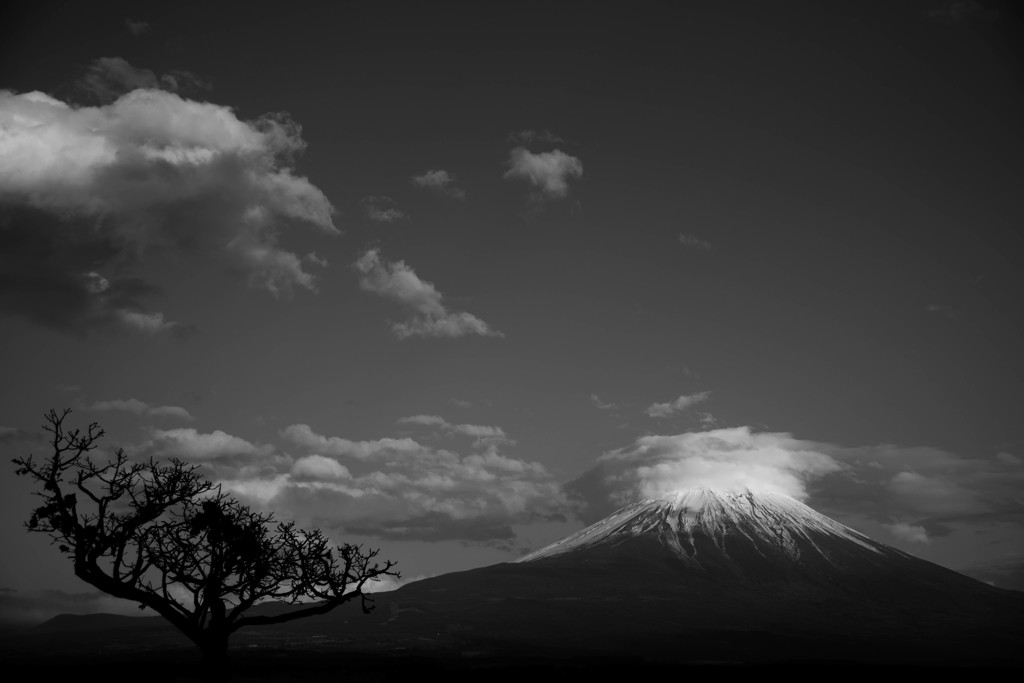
xmin=197 ymin=630 xmax=231 ymax=682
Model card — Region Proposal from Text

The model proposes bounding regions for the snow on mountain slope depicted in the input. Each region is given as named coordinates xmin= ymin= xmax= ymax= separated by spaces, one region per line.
xmin=518 ymin=487 xmax=890 ymax=567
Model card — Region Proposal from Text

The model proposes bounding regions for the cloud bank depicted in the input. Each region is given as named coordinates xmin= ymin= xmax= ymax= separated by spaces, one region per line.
xmin=89 ymin=398 xmax=193 ymax=420
xmin=353 ymin=249 xmax=502 ymax=339
xmin=0 ymin=84 xmax=335 ymax=333
xmin=228 ymin=423 xmax=563 ymax=542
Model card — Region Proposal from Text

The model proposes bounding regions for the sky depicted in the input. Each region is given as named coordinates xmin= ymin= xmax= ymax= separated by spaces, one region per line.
xmin=1 ymin=0 xmax=1022 ymax=621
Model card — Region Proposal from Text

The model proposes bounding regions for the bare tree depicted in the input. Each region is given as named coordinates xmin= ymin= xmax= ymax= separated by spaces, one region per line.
xmin=12 ymin=409 xmax=398 ymax=666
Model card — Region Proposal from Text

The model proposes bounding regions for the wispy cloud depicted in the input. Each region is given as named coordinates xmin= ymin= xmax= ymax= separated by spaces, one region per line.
xmin=504 ymin=147 xmax=583 ymax=202
xmin=926 ymin=1 xmax=998 ymax=23
xmin=124 ymin=19 xmax=150 ymax=36
xmin=88 ymin=398 xmax=193 ymax=420
xmin=75 ymin=57 xmax=209 ymax=104
xmin=353 ymin=248 xmax=502 ymax=339
xmin=886 ymin=522 xmax=931 ymax=544
xmin=508 ymin=129 xmax=564 ymax=145
xmin=678 ymin=233 xmax=713 ymax=250
xmin=411 ymin=169 xmax=465 ymax=199
xmin=590 ymin=394 xmax=618 ymax=411
xmin=645 ymin=391 xmax=711 ymax=418
xmin=0 ymin=84 xmax=336 ymax=333
xmin=926 ymin=303 xmax=956 ymax=318
xmin=281 ymin=423 xmax=422 ymax=460
xmin=360 ymin=195 xmax=406 ymax=223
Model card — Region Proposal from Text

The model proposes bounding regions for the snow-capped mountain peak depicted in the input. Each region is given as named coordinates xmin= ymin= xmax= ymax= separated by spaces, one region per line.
xmin=517 ymin=487 xmax=886 ymax=567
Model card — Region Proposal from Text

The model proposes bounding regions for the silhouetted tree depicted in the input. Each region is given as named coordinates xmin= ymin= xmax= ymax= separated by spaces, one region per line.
xmin=13 ymin=409 xmax=398 ymax=669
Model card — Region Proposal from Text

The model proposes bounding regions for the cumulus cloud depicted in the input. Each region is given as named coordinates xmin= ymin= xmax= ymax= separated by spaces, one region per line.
xmin=360 ymin=195 xmax=405 ymax=223
xmin=143 ymin=427 xmax=272 ymax=460
xmin=281 ymin=423 xmax=422 ymax=460
xmin=566 ymin=427 xmax=842 ymax=522
xmin=645 ymin=391 xmax=710 ymax=418
xmin=411 ymin=169 xmax=465 ymax=199
xmin=678 ymin=233 xmax=713 ymax=250
xmin=291 ymin=454 xmax=351 ymax=481
xmin=503 ymin=147 xmax=582 ymax=201
xmin=0 ymin=85 xmax=336 ymax=333
xmin=229 ymin=423 xmax=563 ymax=542
xmin=89 ymin=398 xmax=193 ymax=420
xmin=589 ymin=394 xmax=618 ymax=411
xmin=398 ymin=414 xmax=513 ymax=447
xmin=353 ymin=248 xmax=502 ymax=339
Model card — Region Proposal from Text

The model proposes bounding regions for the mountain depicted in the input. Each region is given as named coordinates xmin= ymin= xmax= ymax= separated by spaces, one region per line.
xmin=348 ymin=488 xmax=1024 ymax=664
xmin=17 ymin=488 xmax=1024 ymax=668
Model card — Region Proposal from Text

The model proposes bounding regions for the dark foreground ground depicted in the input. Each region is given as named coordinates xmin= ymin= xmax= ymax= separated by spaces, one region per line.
xmin=1 ymin=619 xmax=1020 ymax=682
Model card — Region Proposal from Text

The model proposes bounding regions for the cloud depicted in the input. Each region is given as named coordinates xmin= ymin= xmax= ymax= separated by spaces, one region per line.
xmin=0 ymin=426 xmax=39 ymax=444
xmin=0 ymin=86 xmax=336 ymax=334
xmin=886 ymin=522 xmax=931 ymax=544
xmin=503 ymin=147 xmax=582 ymax=201
xmin=398 ymin=414 xmax=513 ymax=447
xmin=227 ymin=423 xmax=564 ymax=542
xmin=926 ymin=303 xmax=955 ymax=318
xmin=291 ymin=454 xmax=351 ymax=481
xmin=566 ymin=427 xmax=842 ymax=522
xmin=508 ymin=129 xmax=564 ymax=145
xmin=411 ymin=169 xmax=465 ymax=199
xmin=143 ymin=427 xmax=271 ymax=460
xmin=590 ymin=394 xmax=618 ymax=411
xmin=89 ymin=398 xmax=193 ymax=420
xmin=281 ymin=423 xmax=423 ymax=460
xmin=360 ymin=195 xmax=406 ymax=223
xmin=125 ymin=19 xmax=150 ymax=36
xmin=75 ymin=57 xmax=209 ymax=105
xmin=926 ymin=1 xmax=998 ymax=23
xmin=353 ymin=248 xmax=502 ymax=339
xmin=645 ymin=391 xmax=711 ymax=418
xmin=678 ymin=233 xmax=713 ymax=250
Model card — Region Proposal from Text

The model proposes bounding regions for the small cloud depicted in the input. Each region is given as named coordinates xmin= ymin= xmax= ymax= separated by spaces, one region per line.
xmin=360 ymin=196 xmax=406 ymax=223
xmin=590 ymin=394 xmax=618 ymax=411
xmin=305 ymin=252 xmax=328 ymax=267
xmin=508 ymin=129 xmax=564 ymax=145
xmin=281 ymin=423 xmax=423 ymax=460
xmin=124 ymin=19 xmax=150 ymax=36
xmin=144 ymin=427 xmax=271 ymax=460
xmin=926 ymin=304 xmax=955 ymax=318
xmin=291 ymin=454 xmax=351 ymax=481
xmin=118 ymin=310 xmax=183 ymax=335
xmin=504 ymin=147 xmax=582 ymax=202
xmin=996 ymin=451 xmax=1022 ymax=466
xmin=646 ymin=391 xmax=711 ymax=418
xmin=678 ymin=233 xmax=713 ymax=250
xmin=0 ymin=426 xmax=39 ymax=444
xmin=926 ymin=1 xmax=998 ymax=23
xmin=75 ymin=56 xmax=209 ymax=104
xmin=411 ymin=169 xmax=465 ymax=200
xmin=89 ymin=398 xmax=194 ymax=420
xmin=398 ymin=414 xmax=513 ymax=447
xmin=885 ymin=521 xmax=931 ymax=544
xmin=353 ymin=248 xmax=502 ymax=339
xmin=450 ymin=398 xmax=473 ymax=409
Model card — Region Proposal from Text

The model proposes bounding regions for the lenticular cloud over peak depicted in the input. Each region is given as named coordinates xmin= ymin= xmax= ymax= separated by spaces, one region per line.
xmin=567 ymin=427 xmax=842 ymax=522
